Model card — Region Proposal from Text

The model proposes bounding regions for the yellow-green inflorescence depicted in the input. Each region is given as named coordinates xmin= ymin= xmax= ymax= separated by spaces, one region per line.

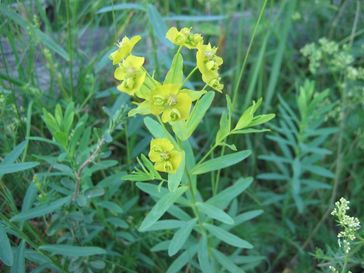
xmin=110 ymin=27 xmax=224 ymax=173
xmin=148 ymin=138 xmax=182 ymax=173
xmin=196 ymin=43 xmax=224 ymax=92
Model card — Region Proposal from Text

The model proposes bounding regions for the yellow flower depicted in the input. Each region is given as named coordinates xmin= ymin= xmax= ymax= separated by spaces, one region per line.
xmin=148 ymin=138 xmax=182 ymax=173
xmin=109 ymin=35 xmax=141 ymax=65
xmin=202 ymin=75 xmax=224 ymax=92
xmin=114 ymin=55 xmax=146 ymax=96
xmin=129 ymin=84 xmax=196 ymax=123
xmin=196 ymin=43 xmax=224 ymax=92
xmin=151 ymin=84 xmax=194 ymax=123
xmin=166 ymin=27 xmax=203 ymax=49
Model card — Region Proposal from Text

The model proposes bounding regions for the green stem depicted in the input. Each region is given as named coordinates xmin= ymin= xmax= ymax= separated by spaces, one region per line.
xmin=182 ymin=66 xmax=198 ymax=86
xmin=213 ymin=145 xmax=226 ymax=195
xmin=65 ymin=0 xmax=74 ymax=99
xmin=124 ymin=123 xmax=131 ymax=166
xmin=197 ymin=144 xmax=218 ymax=165
xmin=341 ymin=253 xmax=349 ymax=273
xmin=184 ymin=166 xmax=206 ymax=235
xmin=231 ymin=0 xmax=268 ymax=109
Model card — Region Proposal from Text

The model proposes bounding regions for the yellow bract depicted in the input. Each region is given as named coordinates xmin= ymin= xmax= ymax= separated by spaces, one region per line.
xmin=130 ymin=83 xmax=197 ymax=123
xmin=109 ymin=35 xmax=141 ymax=65
xmin=148 ymin=138 xmax=182 ymax=173
xmin=196 ymin=43 xmax=224 ymax=92
xmin=166 ymin=27 xmax=203 ymax=49
xmin=114 ymin=55 xmax=146 ymax=96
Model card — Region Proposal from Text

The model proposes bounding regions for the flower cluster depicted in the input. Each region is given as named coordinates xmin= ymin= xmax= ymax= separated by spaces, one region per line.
xmin=148 ymin=138 xmax=182 ymax=173
xmin=196 ymin=43 xmax=223 ymax=91
xmin=166 ymin=27 xmax=203 ymax=49
xmin=110 ymin=27 xmax=225 ymax=173
xmin=331 ymin=197 xmax=361 ymax=254
xmin=109 ymin=36 xmax=141 ymax=65
xmin=301 ymin=38 xmax=360 ymax=76
xmin=166 ymin=27 xmax=223 ymax=91
xmin=110 ymin=36 xmax=146 ymax=96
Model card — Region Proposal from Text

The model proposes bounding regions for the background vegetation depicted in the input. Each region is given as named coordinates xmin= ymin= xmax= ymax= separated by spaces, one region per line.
xmin=1 ymin=0 xmax=363 ymax=272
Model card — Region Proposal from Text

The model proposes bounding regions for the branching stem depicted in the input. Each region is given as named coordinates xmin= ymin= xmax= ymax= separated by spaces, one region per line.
xmin=72 ymin=139 xmax=105 ymax=201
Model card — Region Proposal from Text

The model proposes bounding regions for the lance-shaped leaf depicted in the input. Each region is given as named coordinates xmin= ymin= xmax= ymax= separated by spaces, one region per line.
xmin=205 ymin=223 xmax=252 ymax=249
xmin=197 ymin=202 xmax=234 ymax=225
xmin=164 ymin=52 xmax=183 ymax=86
xmin=0 ymin=225 xmax=13 ymax=266
xmin=207 ymin=177 xmax=253 ymax=209
xmin=192 ymin=150 xmax=251 ymax=175
xmin=39 ymin=245 xmax=106 ymax=257
xmin=212 ymin=249 xmax=246 ymax=273
xmin=139 ymin=187 xmax=187 ymax=231
xmin=198 ymin=235 xmax=214 ymax=273
xmin=11 ymin=196 xmax=71 ymax=222
xmin=168 ymin=219 xmax=196 ymax=256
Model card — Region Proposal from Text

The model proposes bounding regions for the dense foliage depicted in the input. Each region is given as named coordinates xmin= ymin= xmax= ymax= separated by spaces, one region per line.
xmin=1 ymin=0 xmax=363 ymax=272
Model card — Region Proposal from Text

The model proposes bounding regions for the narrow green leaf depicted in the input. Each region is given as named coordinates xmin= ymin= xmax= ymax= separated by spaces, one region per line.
xmin=96 ymin=3 xmax=145 ymax=13
xmin=136 ymin=182 xmax=168 ymax=198
xmin=192 ymin=150 xmax=251 ymax=175
xmin=164 ymin=15 xmax=226 ymax=21
xmin=146 ymin=4 xmax=173 ymax=48
xmin=107 ymin=217 xmax=128 ymax=228
xmin=21 ymin=183 xmax=38 ymax=213
xmin=98 ymin=201 xmax=123 ymax=214
xmin=181 ymin=92 xmax=215 ymax=140
xmin=0 ymin=225 xmax=13 ymax=266
xmin=63 ymin=102 xmax=74 ymax=134
xmin=0 ymin=162 xmax=39 ymax=176
xmin=235 ymin=210 xmax=263 ymax=226
xmin=144 ymin=117 xmax=176 ymax=145
xmin=198 ymin=235 xmax=214 ymax=273
xmin=164 ymin=53 xmax=183 ymax=86
xmin=166 ymin=246 xmax=197 ymax=273
xmin=257 ymin=173 xmax=288 ymax=180
xmin=151 ymin=241 xmax=171 ymax=252
xmin=205 ymin=223 xmax=252 ymax=249
xmin=230 ymin=128 xmax=270 ymax=135
xmin=304 ymin=165 xmax=335 ymax=178
xmin=168 ymin=219 xmax=196 ymax=256
xmin=215 ymin=111 xmax=230 ymax=144
xmin=11 ymin=196 xmax=71 ymax=222
xmin=39 ymin=245 xmax=106 ymax=257
xmin=249 ymin=114 xmax=276 ymax=127
xmin=235 ymin=106 xmax=254 ymax=130
xmin=207 ymin=177 xmax=253 ymax=209
xmin=212 ymin=249 xmax=245 ymax=273
xmin=197 ymin=203 xmax=234 ymax=225
xmin=11 ymin=240 xmax=25 ymax=273
xmin=3 ymin=141 xmax=26 ymax=164
xmin=139 ymin=187 xmax=187 ymax=231
xmin=263 ymin=0 xmax=296 ymax=111
xmin=148 ymin=220 xmax=184 ymax=231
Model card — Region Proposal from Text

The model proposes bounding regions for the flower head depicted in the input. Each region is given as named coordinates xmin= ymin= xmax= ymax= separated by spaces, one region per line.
xmin=129 ymin=83 xmax=196 ymax=123
xmin=109 ymin=35 xmax=141 ymax=65
xmin=151 ymin=84 xmax=193 ymax=123
xmin=196 ymin=43 xmax=224 ymax=92
xmin=114 ymin=55 xmax=146 ymax=96
xmin=166 ymin=27 xmax=203 ymax=49
xmin=148 ymin=138 xmax=182 ymax=173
